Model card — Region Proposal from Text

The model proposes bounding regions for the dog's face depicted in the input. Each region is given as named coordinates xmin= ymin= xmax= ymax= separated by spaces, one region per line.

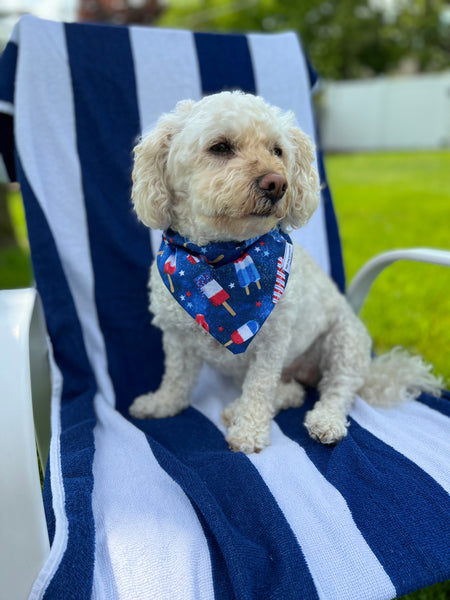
xmin=132 ymin=91 xmax=320 ymax=244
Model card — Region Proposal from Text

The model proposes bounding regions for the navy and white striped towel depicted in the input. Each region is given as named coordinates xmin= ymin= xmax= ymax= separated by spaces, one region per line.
xmin=1 ymin=16 xmax=449 ymax=600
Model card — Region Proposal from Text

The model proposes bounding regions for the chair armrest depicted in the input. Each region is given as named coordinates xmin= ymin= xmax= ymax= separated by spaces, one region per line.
xmin=0 ymin=288 xmax=50 ymax=600
xmin=347 ymin=248 xmax=450 ymax=314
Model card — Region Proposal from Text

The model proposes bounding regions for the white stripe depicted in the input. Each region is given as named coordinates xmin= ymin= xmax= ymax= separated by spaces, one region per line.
xmin=29 ymin=346 xmax=68 ymax=600
xmin=191 ymin=366 xmax=396 ymax=600
xmin=91 ymin=402 xmax=214 ymax=600
xmin=351 ymin=397 xmax=450 ymax=493
xmin=14 ymin=16 xmax=115 ymax=407
xmin=129 ymin=26 xmax=202 ymax=135
xmin=248 ymin=32 xmax=330 ymax=276
xmin=12 ymin=17 xmax=210 ymax=600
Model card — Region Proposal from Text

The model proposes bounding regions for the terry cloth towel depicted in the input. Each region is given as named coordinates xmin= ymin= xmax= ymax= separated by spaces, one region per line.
xmin=157 ymin=227 xmax=293 ymax=352
xmin=1 ymin=15 xmax=449 ymax=600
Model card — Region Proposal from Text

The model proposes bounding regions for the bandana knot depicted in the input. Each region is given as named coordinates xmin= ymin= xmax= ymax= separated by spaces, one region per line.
xmin=157 ymin=227 xmax=293 ymax=353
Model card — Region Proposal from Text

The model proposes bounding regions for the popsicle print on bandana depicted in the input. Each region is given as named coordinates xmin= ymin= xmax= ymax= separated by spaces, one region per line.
xmin=156 ymin=227 xmax=293 ymax=354
xmin=233 ymin=253 xmax=261 ymax=295
xmin=194 ymin=272 xmax=236 ymax=316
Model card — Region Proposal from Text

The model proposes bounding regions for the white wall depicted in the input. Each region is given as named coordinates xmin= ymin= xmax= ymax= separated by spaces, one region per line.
xmin=319 ymin=72 xmax=450 ymax=152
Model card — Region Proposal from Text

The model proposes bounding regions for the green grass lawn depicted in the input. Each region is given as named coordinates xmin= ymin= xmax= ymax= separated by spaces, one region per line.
xmin=1 ymin=152 xmax=449 ymax=599
xmin=325 ymin=150 xmax=450 ymax=386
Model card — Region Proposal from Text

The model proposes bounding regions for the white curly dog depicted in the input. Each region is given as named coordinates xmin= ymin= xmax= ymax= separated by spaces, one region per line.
xmin=129 ymin=91 xmax=441 ymax=454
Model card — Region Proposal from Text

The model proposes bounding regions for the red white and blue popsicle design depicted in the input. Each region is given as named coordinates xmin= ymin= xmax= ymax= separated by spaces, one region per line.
xmin=224 ymin=320 xmax=260 ymax=347
xmin=233 ymin=253 xmax=261 ymax=295
xmin=195 ymin=272 xmax=236 ymax=316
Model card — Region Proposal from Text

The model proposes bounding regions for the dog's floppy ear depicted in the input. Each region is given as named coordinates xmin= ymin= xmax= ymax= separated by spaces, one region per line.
xmin=281 ymin=127 xmax=320 ymax=231
xmin=132 ymin=100 xmax=195 ymax=229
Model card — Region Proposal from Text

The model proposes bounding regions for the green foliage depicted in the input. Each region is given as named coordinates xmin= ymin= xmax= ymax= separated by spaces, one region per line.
xmin=0 ymin=189 xmax=32 ymax=289
xmin=0 ymin=245 xmax=32 ymax=288
xmin=7 ymin=187 xmax=28 ymax=249
xmin=158 ymin=0 xmax=450 ymax=79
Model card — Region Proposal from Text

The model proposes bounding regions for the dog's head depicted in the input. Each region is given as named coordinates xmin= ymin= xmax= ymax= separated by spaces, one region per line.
xmin=132 ymin=91 xmax=320 ymax=244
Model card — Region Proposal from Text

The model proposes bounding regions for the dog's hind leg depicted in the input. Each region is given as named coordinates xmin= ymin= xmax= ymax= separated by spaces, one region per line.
xmin=303 ymin=316 xmax=371 ymax=444
xmin=273 ymin=379 xmax=306 ymax=413
xmin=223 ymin=379 xmax=305 ymax=428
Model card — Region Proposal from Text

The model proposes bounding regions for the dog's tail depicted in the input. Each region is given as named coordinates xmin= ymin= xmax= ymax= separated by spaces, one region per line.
xmin=358 ymin=347 xmax=444 ymax=407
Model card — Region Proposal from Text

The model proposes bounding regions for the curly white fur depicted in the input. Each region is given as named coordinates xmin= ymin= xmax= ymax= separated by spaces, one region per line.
xmin=129 ymin=91 xmax=442 ymax=454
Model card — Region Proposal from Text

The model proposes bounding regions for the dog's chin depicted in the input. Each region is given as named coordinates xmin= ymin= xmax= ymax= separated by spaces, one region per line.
xmin=173 ymin=196 xmax=288 ymax=245
xmin=212 ymin=213 xmax=280 ymax=242
xmin=213 ymin=198 xmax=288 ymax=241
xmin=220 ymin=195 xmax=287 ymax=237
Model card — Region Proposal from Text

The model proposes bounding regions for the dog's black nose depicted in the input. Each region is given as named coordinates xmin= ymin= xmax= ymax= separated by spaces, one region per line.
xmin=258 ymin=173 xmax=288 ymax=204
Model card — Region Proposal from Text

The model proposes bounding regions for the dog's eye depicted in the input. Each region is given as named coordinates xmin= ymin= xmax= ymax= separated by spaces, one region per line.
xmin=209 ymin=141 xmax=234 ymax=155
xmin=273 ymin=146 xmax=283 ymax=157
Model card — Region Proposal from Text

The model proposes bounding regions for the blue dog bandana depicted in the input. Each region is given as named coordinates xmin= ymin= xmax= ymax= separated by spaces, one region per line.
xmin=157 ymin=227 xmax=293 ymax=354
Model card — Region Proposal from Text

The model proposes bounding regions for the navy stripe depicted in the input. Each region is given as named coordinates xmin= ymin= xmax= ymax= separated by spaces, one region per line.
xmin=305 ymin=55 xmax=319 ymax=90
xmin=276 ymin=395 xmax=450 ymax=597
xmin=0 ymin=42 xmax=17 ymax=181
xmin=194 ymin=32 xmax=256 ymax=95
xmin=0 ymin=113 xmax=15 ymax=181
xmin=135 ymin=408 xmax=319 ymax=600
xmin=16 ymin=156 xmax=97 ymax=600
xmin=42 ymin=460 xmax=55 ymax=547
xmin=65 ymin=22 xmax=164 ymax=416
xmin=0 ymin=41 xmax=18 ymax=180
xmin=317 ymin=147 xmax=346 ymax=292
xmin=418 ymin=389 xmax=450 ymax=417
xmin=187 ymin=492 xmax=235 ymax=599
xmin=0 ymin=40 xmax=17 ymax=104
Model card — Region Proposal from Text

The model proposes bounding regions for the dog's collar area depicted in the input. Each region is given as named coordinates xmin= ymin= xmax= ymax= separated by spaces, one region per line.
xmin=162 ymin=228 xmax=269 ymax=268
xmin=157 ymin=227 xmax=294 ymax=354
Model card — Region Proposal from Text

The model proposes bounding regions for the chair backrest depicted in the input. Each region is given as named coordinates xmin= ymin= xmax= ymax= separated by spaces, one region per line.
xmin=1 ymin=15 xmax=344 ymax=415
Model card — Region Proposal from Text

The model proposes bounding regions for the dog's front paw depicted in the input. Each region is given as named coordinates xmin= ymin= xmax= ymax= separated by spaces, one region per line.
xmin=222 ymin=399 xmax=272 ymax=453
xmin=226 ymin=424 xmax=271 ymax=454
xmin=129 ymin=391 xmax=187 ymax=420
xmin=304 ymin=407 xmax=349 ymax=445
xmin=224 ymin=415 xmax=271 ymax=455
